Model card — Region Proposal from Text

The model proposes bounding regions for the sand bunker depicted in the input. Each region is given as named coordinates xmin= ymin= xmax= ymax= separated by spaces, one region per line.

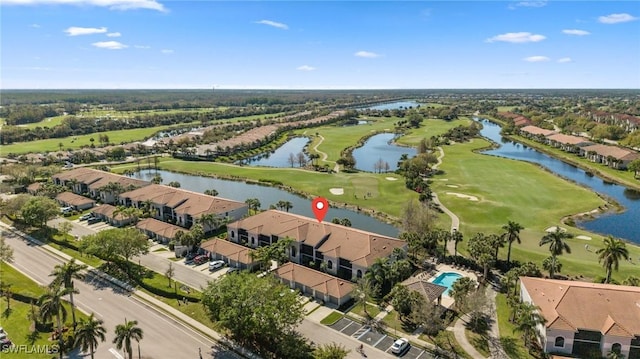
xmin=576 ymin=235 xmax=592 ymax=240
xmin=329 ymin=188 xmax=344 ymax=195
xmin=386 ymin=177 xmax=399 ymax=181
xmin=446 ymin=184 xmax=459 ymax=188
xmin=446 ymin=192 xmax=479 ymax=201
xmin=545 ymin=226 xmax=567 ymax=233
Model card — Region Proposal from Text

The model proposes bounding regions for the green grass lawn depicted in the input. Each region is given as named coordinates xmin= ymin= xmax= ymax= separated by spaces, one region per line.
xmin=349 ymin=302 xmax=381 ymax=319
xmin=495 ymin=293 xmax=536 ymax=359
xmin=320 ymin=311 xmax=343 ymax=325
xmin=380 ymin=311 xmax=413 ymax=337
xmin=296 ymin=116 xmax=401 ymax=163
xmin=396 ymin=117 xmax=472 ymax=146
xmin=465 ymin=329 xmax=491 ymax=357
xmin=432 ymin=138 xmax=640 ymax=282
xmin=0 ymin=263 xmax=87 ymax=359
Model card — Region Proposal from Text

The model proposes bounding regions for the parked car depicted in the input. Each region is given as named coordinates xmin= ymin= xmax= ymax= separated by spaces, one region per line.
xmin=193 ymin=255 xmax=208 ymax=265
xmin=391 ymin=338 xmax=410 ymax=355
xmin=87 ymin=217 xmax=102 ymax=225
xmin=60 ymin=206 xmax=73 ymax=214
xmin=79 ymin=213 xmax=94 ymax=221
xmin=208 ymin=260 xmax=225 ymax=271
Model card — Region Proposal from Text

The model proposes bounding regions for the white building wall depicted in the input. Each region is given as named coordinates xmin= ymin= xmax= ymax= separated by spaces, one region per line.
xmin=545 ymin=328 xmax=575 ymax=355
xmin=602 ymin=335 xmax=632 ymax=358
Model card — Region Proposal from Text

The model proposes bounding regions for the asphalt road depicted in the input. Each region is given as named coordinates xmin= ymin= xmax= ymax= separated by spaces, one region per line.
xmin=3 ymin=229 xmax=239 ymax=359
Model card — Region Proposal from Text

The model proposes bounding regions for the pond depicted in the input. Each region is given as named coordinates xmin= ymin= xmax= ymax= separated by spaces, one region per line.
xmin=240 ymin=137 xmax=309 ymax=168
xmin=133 ymin=169 xmax=399 ymax=237
xmin=352 ymin=133 xmax=417 ymax=172
xmin=478 ymin=118 xmax=640 ymax=244
xmin=360 ymin=101 xmax=422 ymax=111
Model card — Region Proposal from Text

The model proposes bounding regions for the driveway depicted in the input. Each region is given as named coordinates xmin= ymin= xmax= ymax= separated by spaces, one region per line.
xmin=328 ymin=317 xmax=434 ymax=358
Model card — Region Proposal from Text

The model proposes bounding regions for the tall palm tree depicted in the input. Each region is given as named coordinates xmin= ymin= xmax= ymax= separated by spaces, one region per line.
xmin=74 ymin=313 xmax=106 ymax=359
xmin=502 ymin=221 xmax=524 ymax=266
xmin=113 ymin=319 xmax=144 ymax=359
xmin=596 ymin=236 xmax=629 ymax=284
xmin=513 ymin=302 xmax=546 ymax=349
xmin=49 ymin=259 xmax=87 ymax=329
xmin=39 ymin=285 xmax=75 ymax=359
xmin=351 ymin=277 xmax=379 ymax=318
xmin=451 ymin=229 xmax=463 ymax=257
xmin=539 ymin=228 xmax=572 ymax=279
xmin=366 ymin=257 xmax=390 ymax=290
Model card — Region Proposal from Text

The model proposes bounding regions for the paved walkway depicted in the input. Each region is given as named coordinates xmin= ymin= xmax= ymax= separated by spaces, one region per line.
xmin=428 ymin=146 xmax=460 ymax=256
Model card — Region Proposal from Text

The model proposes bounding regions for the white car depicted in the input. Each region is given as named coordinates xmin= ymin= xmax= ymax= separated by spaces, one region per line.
xmin=208 ymin=260 xmax=225 ymax=271
xmin=391 ymin=338 xmax=410 ymax=355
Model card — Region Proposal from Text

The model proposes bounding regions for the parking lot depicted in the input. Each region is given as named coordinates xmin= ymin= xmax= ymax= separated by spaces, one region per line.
xmin=329 ymin=317 xmax=434 ymax=358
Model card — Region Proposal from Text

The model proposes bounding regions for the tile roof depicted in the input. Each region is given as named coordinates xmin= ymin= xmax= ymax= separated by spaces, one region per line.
xmin=200 ymin=238 xmax=256 ymax=265
xmin=520 ymin=125 xmax=556 ymax=137
xmin=403 ymin=277 xmax=447 ymax=303
xmin=547 ymin=133 xmax=592 ymax=146
xmin=52 ymin=168 xmax=149 ymax=190
xmin=55 ymin=191 xmax=95 ymax=206
xmin=136 ymin=218 xmax=186 ymax=240
xmin=274 ymin=262 xmax=354 ymax=299
xmin=520 ymin=277 xmax=640 ymax=337
xmin=120 ymin=184 xmax=246 ymax=218
xmin=582 ymin=144 xmax=640 ymax=161
xmin=92 ymin=204 xmax=126 ymax=220
xmin=228 ymin=210 xmax=406 ymax=267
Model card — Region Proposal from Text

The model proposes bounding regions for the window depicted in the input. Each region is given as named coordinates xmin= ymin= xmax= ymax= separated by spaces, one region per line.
xmin=231 ymin=231 xmax=235 ymax=238
xmin=327 ymin=260 xmax=333 ymax=269
xmin=251 ymin=236 xmax=255 ymax=245
xmin=357 ymin=270 xmax=362 ymax=279
xmin=612 ymin=343 xmax=622 ymax=354
xmin=291 ymin=246 xmax=297 ymax=257
xmin=555 ymin=337 xmax=565 ymax=348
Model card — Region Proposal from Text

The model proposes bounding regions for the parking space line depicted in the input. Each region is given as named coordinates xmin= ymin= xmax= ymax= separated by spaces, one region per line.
xmin=373 ymin=334 xmax=387 ymax=347
xmin=355 ymin=327 xmax=370 ymax=340
xmin=415 ymin=349 xmax=426 ymax=358
xmin=339 ymin=321 xmax=356 ymax=333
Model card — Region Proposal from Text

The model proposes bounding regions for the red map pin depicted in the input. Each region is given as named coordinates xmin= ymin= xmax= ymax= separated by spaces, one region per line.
xmin=312 ymin=197 xmax=329 ymax=223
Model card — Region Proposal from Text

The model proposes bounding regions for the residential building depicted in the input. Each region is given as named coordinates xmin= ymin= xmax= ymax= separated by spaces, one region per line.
xmin=520 ymin=277 xmax=640 ymax=359
xmin=92 ymin=204 xmax=135 ymax=227
xmin=274 ymin=262 xmax=354 ymax=306
xmin=200 ymin=238 xmax=257 ymax=270
xmin=546 ymin=134 xmax=593 ymax=153
xmin=580 ymin=144 xmax=640 ymax=170
xmin=520 ymin=125 xmax=556 ymax=139
xmin=52 ymin=167 xmax=149 ymax=204
xmin=227 ymin=210 xmax=407 ymax=281
xmin=55 ymin=191 xmax=95 ymax=211
xmin=136 ymin=218 xmax=187 ymax=244
xmin=402 ymin=277 xmax=447 ymax=306
xmin=119 ymin=184 xmax=247 ymax=233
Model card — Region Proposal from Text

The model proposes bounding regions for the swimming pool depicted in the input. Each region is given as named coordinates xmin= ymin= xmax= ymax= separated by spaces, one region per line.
xmin=431 ymin=272 xmax=463 ymax=296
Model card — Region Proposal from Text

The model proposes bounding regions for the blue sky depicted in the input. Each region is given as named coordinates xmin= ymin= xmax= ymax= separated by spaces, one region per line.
xmin=1 ymin=1 xmax=639 ymax=89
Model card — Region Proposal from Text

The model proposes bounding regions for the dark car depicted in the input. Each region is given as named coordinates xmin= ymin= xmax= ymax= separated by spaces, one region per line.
xmin=87 ymin=217 xmax=102 ymax=225
xmin=193 ymin=255 xmax=208 ymax=265
xmin=79 ymin=213 xmax=95 ymax=221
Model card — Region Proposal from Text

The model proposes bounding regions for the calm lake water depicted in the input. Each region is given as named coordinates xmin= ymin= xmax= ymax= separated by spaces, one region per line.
xmin=352 ymin=133 xmax=417 ymax=172
xmin=241 ymin=137 xmax=309 ymax=168
xmin=478 ymin=119 xmax=640 ymax=244
xmin=359 ymin=101 xmax=422 ymax=111
xmin=134 ymin=169 xmax=399 ymax=237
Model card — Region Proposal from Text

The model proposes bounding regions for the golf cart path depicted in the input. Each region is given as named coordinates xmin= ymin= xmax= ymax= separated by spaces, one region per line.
xmin=430 ymin=146 xmax=460 ymax=255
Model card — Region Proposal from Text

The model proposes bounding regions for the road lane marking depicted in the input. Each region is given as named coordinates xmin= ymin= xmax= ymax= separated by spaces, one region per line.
xmin=108 ymin=348 xmax=124 ymax=359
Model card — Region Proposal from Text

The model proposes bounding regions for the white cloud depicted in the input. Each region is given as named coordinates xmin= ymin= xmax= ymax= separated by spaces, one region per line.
xmin=2 ymin=0 xmax=166 ymax=11
xmin=161 ymin=49 xmax=174 ymax=54
xmin=134 ymin=45 xmax=150 ymax=49
xmin=296 ymin=65 xmax=316 ymax=71
xmin=106 ymin=32 xmax=121 ymax=37
xmin=523 ymin=56 xmax=550 ymax=62
xmin=92 ymin=41 xmax=127 ymax=50
xmin=30 ymin=23 xmax=41 ymax=28
xmin=557 ymin=57 xmax=572 ymax=63
xmin=509 ymin=1 xmax=547 ymax=9
xmin=486 ymin=32 xmax=546 ymax=43
xmin=598 ymin=13 xmax=638 ymax=24
xmin=64 ymin=26 xmax=107 ymax=36
xmin=562 ymin=29 xmax=590 ymax=36
xmin=255 ymin=20 xmax=288 ymax=30
xmin=354 ymin=51 xmax=381 ymax=58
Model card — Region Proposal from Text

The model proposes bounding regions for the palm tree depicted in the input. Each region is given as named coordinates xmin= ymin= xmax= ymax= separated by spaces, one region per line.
xmin=542 ymin=256 xmax=562 ymax=278
xmin=49 ymin=259 xmax=87 ymax=329
xmin=39 ymin=285 xmax=75 ymax=359
xmin=596 ymin=236 xmax=629 ymax=284
xmin=351 ymin=277 xmax=379 ymax=318
xmin=244 ymin=198 xmax=261 ymax=213
xmin=539 ymin=228 xmax=572 ymax=279
xmin=513 ymin=302 xmax=546 ymax=349
xmin=204 ymin=189 xmax=219 ymax=196
xmin=366 ymin=257 xmax=390 ymax=291
xmin=451 ymin=229 xmax=463 ymax=257
xmin=113 ymin=319 xmax=144 ymax=359
xmin=502 ymin=221 xmax=524 ymax=266
xmin=74 ymin=313 xmax=106 ymax=359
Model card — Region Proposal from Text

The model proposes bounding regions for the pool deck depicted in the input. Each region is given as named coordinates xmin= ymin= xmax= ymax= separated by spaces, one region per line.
xmin=422 ymin=264 xmax=479 ymax=308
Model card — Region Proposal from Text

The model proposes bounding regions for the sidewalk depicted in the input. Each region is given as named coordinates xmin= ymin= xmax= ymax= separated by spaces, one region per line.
xmin=0 ymin=222 xmax=257 ymax=359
